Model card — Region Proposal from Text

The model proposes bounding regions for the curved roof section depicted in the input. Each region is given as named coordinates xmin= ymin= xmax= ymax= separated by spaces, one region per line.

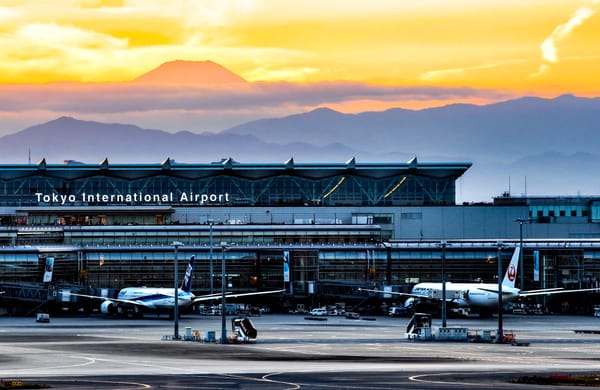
xmin=0 ymin=157 xmax=471 ymax=181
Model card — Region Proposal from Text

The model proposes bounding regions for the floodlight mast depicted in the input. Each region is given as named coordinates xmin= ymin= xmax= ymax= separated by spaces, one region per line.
xmin=440 ymin=240 xmax=447 ymax=328
xmin=496 ymin=241 xmax=506 ymax=343
xmin=208 ymin=220 xmax=214 ymax=295
xmin=172 ymin=241 xmax=184 ymax=340
xmin=220 ymin=242 xmax=230 ymax=344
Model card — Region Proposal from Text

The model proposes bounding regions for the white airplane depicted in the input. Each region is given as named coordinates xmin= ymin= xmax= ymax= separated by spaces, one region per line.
xmin=360 ymin=247 xmax=598 ymax=314
xmin=74 ymin=256 xmax=284 ymax=317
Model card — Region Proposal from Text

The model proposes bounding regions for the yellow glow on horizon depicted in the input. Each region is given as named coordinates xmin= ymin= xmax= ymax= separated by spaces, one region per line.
xmin=0 ymin=0 xmax=598 ymax=99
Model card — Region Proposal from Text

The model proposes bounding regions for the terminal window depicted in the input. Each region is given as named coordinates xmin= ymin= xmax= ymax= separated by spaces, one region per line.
xmin=401 ymin=212 xmax=422 ymax=220
xmin=372 ymin=214 xmax=393 ymax=224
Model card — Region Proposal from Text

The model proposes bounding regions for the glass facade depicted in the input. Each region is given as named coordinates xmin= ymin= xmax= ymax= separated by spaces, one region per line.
xmin=0 ymin=160 xmax=470 ymax=208
xmin=4 ymin=244 xmax=600 ymax=293
xmin=3 ymin=161 xmax=600 ymax=315
xmin=2 ymin=173 xmax=458 ymax=206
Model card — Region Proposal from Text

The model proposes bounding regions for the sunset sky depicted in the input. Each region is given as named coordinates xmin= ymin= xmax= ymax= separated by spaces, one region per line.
xmin=0 ymin=0 xmax=599 ymax=133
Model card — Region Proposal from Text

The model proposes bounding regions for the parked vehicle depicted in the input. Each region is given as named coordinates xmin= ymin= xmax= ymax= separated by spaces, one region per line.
xmin=310 ymin=307 xmax=328 ymax=316
xmin=389 ymin=306 xmax=409 ymax=317
xmin=345 ymin=311 xmax=359 ymax=319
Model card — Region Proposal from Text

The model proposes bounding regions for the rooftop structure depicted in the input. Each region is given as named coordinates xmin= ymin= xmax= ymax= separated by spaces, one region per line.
xmin=0 ymin=157 xmax=471 ymax=207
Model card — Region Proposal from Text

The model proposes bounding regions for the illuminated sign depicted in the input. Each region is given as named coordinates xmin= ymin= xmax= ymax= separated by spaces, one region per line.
xmin=35 ymin=192 xmax=230 ymax=205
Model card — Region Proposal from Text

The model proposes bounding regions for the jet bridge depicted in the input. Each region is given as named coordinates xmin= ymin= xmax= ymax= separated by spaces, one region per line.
xmin=0 ymin=282 xmax=88 ymax=315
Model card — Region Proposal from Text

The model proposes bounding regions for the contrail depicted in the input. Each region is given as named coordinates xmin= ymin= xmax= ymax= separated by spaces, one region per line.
xmin=531 ymin=1 xmax=598 ymax=77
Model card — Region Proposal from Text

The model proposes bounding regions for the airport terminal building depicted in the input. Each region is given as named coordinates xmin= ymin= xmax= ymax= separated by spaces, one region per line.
xmin=1 ymin=157 xmax=600 ymax=314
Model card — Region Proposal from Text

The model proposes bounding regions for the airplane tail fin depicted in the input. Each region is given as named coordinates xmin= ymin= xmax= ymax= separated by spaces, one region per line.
xmin=181 ymin=255 xmax=195 ymax=292
xmin=502 ymin=247 xmax=520 ymax=289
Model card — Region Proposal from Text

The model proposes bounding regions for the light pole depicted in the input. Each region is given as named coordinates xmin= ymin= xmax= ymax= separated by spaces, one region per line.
xmin=172 ymin=241 xmax=184 ymax=340
xmin=208 ymin=219 xmax=214 ymax=295
xmin=496 ymin=241 xmax=505 ymax=343
xmin=381 ymin=241 xmax=392 ymax=284
xmin=440 ymin=240 xmax=447 ymax=328
xmin=220 ymin=241 xmax=229 ymax=344
xmin=516 ymin=218 xmax=527 ymax=290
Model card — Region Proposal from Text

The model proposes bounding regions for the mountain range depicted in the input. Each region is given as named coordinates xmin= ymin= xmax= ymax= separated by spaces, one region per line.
xmin=0 ymin=60 xmax=599 ymax=202
xmin=225 ymin=94 xmax=600 ymax=162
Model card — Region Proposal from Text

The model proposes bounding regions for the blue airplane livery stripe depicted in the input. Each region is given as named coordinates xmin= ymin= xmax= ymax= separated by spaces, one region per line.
xmin=130 ymin=294 xmax=170 ymax=302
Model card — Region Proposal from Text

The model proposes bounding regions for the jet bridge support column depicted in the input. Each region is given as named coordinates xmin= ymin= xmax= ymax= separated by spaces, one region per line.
xmin=382 ymin=242 xmax=392 ymax=284
xmin=496 ymin=242 xmax=505 ymax=343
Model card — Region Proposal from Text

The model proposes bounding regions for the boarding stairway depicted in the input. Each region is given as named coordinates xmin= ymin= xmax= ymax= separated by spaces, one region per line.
xmin=231 ymin=317 xmax=258 ymax=342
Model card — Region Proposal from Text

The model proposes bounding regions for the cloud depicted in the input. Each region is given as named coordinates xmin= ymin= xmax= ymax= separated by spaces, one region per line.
xmin=16 ymin=23 xmax=127 ymax=50
xmin=0 ymin=1 xmax=262 ymax=82
xmin=419 ymin=60 xmax=525 ymax=82
xmin=541 ymin=6 xmax=595 ymax=63
xmin=531 ymin=1 xmax=598 ymax=77
xmin=0 ymin=80 xmax=509 ymax=113
xmin=80 ymin=0 xmax=125 ymax=8
xmin=0 ymin=6 xmax=19 ymax=21
xmin=0 ymin=22 xmax=129 ymax=81
xmin=0 ymin=80 xmax=512 ymax=134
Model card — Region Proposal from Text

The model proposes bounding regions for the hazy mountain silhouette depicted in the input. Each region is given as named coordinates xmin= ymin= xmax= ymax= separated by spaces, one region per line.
xmin=0 ymin=116 xmax=358 ymax=164
xmin=134 ymin=60 xmax=248 ymax=85
xmin=1 ymin=93 xmax=600 ymax=201
xmin=224 ymin=94 xmax=600 ymax=162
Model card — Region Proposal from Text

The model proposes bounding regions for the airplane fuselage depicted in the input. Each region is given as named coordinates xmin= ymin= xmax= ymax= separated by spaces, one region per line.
xmin=117 ymin=287 xmax=195 ymax=311
xmin=411 ymin=282 xmax=520 ymax=308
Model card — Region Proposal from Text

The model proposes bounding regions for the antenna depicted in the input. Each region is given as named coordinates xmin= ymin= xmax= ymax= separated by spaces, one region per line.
xmin=508 ymin=176 xmax=511 ymax=196
xmin=28 ymin=148 xmax=31 ymax=164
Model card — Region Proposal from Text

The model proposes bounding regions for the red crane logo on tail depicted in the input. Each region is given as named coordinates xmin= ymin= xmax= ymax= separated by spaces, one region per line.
xmin=508 ymin=264 xmax=517 ymax=282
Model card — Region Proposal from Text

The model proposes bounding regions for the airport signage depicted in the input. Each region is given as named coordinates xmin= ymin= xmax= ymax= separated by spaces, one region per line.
xmin=43 ymin=257 xmax=54 ymax=283
xmin=34 ymin=191 xmax=230 ymax=205
xmin=283 ymin=251 xmax=290 ymax=282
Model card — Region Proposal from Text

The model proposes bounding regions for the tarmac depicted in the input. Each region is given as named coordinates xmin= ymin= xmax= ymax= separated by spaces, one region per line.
xmin=1 ymin=313 xmax=600 ymax=389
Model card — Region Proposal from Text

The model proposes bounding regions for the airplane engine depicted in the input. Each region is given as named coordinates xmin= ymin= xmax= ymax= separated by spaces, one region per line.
xmin=100 ymin=300 xmax=117 ymax=315
xmin=463 ymin=290 xmax=494 ymax=307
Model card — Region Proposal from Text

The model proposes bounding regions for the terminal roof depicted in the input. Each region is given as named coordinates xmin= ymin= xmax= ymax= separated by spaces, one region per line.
xmin=0 ymin=158 xmax=471 ymax=181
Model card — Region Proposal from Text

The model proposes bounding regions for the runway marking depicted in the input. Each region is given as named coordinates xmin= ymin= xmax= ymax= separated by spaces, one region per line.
xmin=261 ymin=372 xmax=301 ymax=389
xmin=409 ymin=370 xmax=513 ymax=386
xmin=1 ymin=354 xmax=97 ymax=373
xmin=260 ymin=372 xmax=401 ymax=389
xmin=42 ymin=379 xmax=151 ymax=389
xmin=208 ymin=373 xmax=303 ymax=390
xmin=69 ymin=355 xmax=192 ymax=372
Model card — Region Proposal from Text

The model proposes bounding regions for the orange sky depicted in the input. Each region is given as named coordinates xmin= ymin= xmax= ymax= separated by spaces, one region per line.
xmin=0 ymin=0 xmax=598 ymax=129
xmin=0 ymin=1 xmax=598 ymax=89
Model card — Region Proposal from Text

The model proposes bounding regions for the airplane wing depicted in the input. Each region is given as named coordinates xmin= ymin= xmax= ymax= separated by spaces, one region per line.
xmin=193 ymin=292 xmax=228 ymax=299
xmin=192 ymin=289 xmax=285 ymax=303
xmin=519 ymin=287 xmax=599 ymax=297
xmin=477 ymin=288 xmax=528 ymax=296
xmin=358 ymin=288 xmax=428 ymax=299
xmin=70 ymin=292 xmax=152 ymax=307
xmin=475 ymin=287 xmax=576 ymax=297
